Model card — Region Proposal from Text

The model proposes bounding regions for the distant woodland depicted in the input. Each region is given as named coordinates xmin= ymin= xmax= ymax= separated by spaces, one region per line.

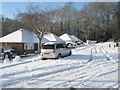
xmin=1 ymin=2 xmax=120 ymax=42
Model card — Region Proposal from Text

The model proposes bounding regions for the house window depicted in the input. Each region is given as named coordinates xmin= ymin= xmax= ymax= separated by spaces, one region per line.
xmin=24 ymin=43 xmax=34 ymax=50
xmin=34 ymin=44 xmax=38 ymax=50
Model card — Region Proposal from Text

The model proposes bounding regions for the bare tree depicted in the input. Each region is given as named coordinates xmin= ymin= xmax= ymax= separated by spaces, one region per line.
xmin=3 ymin=2 xmax=119 ymax=43
xmin=15 ymin=4 xmax=53 ymax=53
xmin=53 ymin=2 xmax=78 ymax=35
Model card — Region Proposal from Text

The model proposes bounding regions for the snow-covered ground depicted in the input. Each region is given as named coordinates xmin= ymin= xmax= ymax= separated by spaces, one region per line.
xmin=0 ymin=42 xmax=119 ymax=88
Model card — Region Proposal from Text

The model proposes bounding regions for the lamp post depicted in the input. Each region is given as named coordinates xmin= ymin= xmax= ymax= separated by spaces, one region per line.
xmin=88 ymin=26 xmax=92 ymax=40
xmin=77 ymin=20 xmax=80 ymax=38
xmin=86 ymin=26 xmax=92 ymax=45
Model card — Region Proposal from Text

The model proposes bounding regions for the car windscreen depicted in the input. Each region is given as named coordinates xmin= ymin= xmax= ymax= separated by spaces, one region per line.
xmin=42 ymin=45 xmax=54 ymax=49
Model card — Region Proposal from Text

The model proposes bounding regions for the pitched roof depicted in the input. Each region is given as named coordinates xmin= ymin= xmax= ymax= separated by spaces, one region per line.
xmin=0 ymin=29 xmax=50 ymax=43
xmin=43 ymin=33 xmax=64 ymax=42
xmin=59 ymin=33 xmax=74 ymax=42
xmin=59 ymin=33 xmax=83 ymax=42
xmin=70 ymin=35 xmax=83 ymax=42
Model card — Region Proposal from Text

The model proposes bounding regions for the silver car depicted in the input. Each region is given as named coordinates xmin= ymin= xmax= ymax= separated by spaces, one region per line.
xmin=41 ymin=42 xmax=72 ymax=59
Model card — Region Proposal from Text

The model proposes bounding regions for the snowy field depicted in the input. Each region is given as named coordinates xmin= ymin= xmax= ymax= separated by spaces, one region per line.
xmin=0 ymin=41 xmax=119 ymax=88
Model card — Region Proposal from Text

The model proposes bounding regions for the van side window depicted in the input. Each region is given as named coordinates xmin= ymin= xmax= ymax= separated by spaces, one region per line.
xmin=56 ymin=44 xmax=64 ymax=49
xmin=43 ymin=45 xmax=54 ymax=49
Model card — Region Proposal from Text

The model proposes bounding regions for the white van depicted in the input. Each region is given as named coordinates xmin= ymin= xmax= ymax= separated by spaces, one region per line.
xmin=41 ymin=42 xmax=72 ymax=59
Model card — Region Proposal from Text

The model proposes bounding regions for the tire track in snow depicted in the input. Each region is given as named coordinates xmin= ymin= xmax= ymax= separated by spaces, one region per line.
xmin=2 ymin=58 xmax=92 ymax=88
xmin=39 ymin=61 xmax=101 ymax=87
xmin=107 ymin=83 xmax=119 ymax=88
xmin=1 ymin=63 xmax=84 ymax=88
xmin=83 ymin=69 xmax=118 ymax=88
xmin=0 ymin=60 xmax=32 ymax=70
xmin=88 ymin=47 xmax=97 ymax=62
xmin=53 ymin=68 xmax=97 ymax=87
xmin=51 ymin=60 xmax=109 ymax=87
xmin=2 ymin=61 xmax=82 ymax=78
xmin=100 ymin=46 xmax=111 ymax=60
xmin=90 ymin=45 xmax=113 ymax=62
xmin=21 ymin=46 xmax=117 ymax=87
xmin=1 ymin=46 xmax=91 ymax=88
xmin=0 ymin=55 xmax=41 ymax=69
xmin=43 ymin=48 xmax=115 ymax=87
xmin=89 ymin=46 xmax=106 ymax=61
xmin=73 ymin=61 xmax=118 ymax=88
xmin=60 ymin=58 xmax=118 ymax=88
xmin=73 ymin=67 xmax=118 ymax=88
xmin=31 ymin=65 xmax=88 ymax=87
xmin=1 ymin=44 xmax=117 ymax=85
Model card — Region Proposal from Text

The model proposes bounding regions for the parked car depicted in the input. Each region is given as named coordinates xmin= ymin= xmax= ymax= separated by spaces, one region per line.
xmin=0 ymin=46 xmax=17 ymax=60
xmin=66 ymin=43 xmax=74 ymax=48
xmin=41 ymin=42 xmax=72 ymax=59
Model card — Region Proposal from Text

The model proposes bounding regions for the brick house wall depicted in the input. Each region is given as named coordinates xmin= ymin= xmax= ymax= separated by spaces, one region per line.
xmin=0 ymin=43 xmax=24 ymax=55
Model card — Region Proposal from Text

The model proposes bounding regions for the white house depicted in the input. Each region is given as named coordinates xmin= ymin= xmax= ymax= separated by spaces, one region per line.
xmin=59 ymin=33 xmax=84 ymax=47
xmin=43 ymin=33 xmax=64 ymax=43
xmin=0 ymin=29 xmax=50 ymax=55
xmin=59 ymin=33 xmax=76 ymax=47
xmin=70 ymin=35 xmax=83 ymax=42
xmin=59 ymin=33 xmax=73 ymax=42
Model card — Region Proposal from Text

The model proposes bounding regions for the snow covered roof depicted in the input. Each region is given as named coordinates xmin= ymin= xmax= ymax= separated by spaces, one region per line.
xmin=59 ymin=33 xmax=74 ymax=42
xmin=59 ymin=33 xmax=83 ymax=42
xmin=43 ymin=33 xmax=64 ymax=42
xmin=0 ymin=29 xmax=50 ymax=43
xmin=70 ymin=35 xmax=83 ymax=42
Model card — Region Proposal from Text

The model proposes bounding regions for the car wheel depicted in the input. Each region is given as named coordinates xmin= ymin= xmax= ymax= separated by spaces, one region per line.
xmin=42 ymin=58 xmax=47 ymax=60
xmin=56 ymin=54 xmax=62 ymax=59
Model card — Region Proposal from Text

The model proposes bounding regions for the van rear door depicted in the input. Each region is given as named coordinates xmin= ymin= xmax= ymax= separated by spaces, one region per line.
xmin=42 ymin=44 xmax=55 ymax=55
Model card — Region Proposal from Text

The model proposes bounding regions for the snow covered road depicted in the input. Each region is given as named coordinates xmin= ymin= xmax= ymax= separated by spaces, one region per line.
xmin=0 ymin=42 xmax=119 ymax=88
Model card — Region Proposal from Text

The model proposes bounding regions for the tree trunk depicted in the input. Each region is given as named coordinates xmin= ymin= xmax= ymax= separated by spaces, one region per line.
xmin=68 ymin=23 xmax=70 ymax=32
xmin=61 ymin=22 xmax=63 ymax=31
xmin=38 ymin=38 xmax=42 ymax=54
xmin=77 ymin=21 xmax=80 ymax=38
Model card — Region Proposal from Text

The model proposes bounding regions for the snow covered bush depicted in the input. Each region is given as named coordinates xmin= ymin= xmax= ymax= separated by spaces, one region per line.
xmin=13 ymin=56 xmax=21 ymax=62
